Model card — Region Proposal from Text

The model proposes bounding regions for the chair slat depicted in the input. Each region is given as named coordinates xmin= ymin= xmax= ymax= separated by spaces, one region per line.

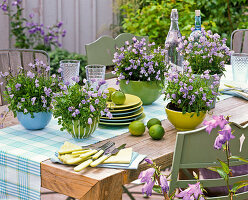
xmin=233 ymin=31 xmax=243 ymax=53
xmin=22 ymin=51 xmax=34 ymax=71
xmin=9 ymin=51 xmax=22 ymax=76
xmin=115 ymin=33 xmax=149 ymax=48
xmin=0 ymin=53 xmax=10 ymax=106
xmin=242 ymin=31 xmax=248 ymax=53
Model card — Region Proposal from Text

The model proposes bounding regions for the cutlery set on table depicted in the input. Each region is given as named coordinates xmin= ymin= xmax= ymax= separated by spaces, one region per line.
xmin=57 ymin=141 xmax=127 ymax=172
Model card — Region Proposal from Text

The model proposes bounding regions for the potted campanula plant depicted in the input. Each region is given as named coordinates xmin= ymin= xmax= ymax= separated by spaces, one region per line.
xmin=164 ymin=62 xmax=219 ymax=131
xmin=176 ymin=29 xmax=232 ymax=108
xmin=53 ymin=78 xmax=112 ymax=139
xmin=1 ymin=60 xmax=62 ymax=130
xmin=112 ymin=37 xmax=169 ymax=105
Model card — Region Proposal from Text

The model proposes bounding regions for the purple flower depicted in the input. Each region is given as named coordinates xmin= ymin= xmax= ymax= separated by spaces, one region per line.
xmin=31 ymin=97 xmax=36 ymax=105
xmin=171 ymin=94 xmax=176 ymax=99
xmin=142 ymin=180 xmax=155 ymax=196
xmin=44 ymin=87 xmax=52 ymax=97
xmin=144 ymin=158 xmax=153 ymax=164
xmin=58 ymin=68 xmax=63 ymax=73
xmin=214 ymin=134 xmax=226 ymax=150
xmin=138 ymin=168 xmax=155 ymax=183
xmin=27 ymin=71 xmax=35 ymax=79
xmin=81 ymin=100 xmax=86 ymax=104
xmin=178 ymin=99 xmax=181 ymax=104
xmin=21 ymin=98 xmax=25 ymax=102
xmin=75 ymin=109 xmax=80 ymax=115
xmin=72 ymin=76 xmax=80 ymax=83
xmin=106 ymin=112 xmax=112 ymax=119
xmin=9 ymin=94 xmax=14 ymax=99
xmin=15 ymin=83 xmax=21 ymax=90
xmin=23 ymin=108 xmax=28 ymax=113
xmin=90 ymin=105 xmax=95 ymax=112
xmin=72 ymin=112 xmax=76 ymax=117
xmin=95 ymin=99 xmax=99 ymax=104
xmin=88 ymin=118 xmax=92 ymax=125
xmin=160 ymin=175 xmax=169 ymax=194
xmin=68 ymin=107 xmax=74 ymax=112
xmin=188 ymin=85 xmax=193 ymax=90
xmin=29 ymin=13 xmax=34 ymax=18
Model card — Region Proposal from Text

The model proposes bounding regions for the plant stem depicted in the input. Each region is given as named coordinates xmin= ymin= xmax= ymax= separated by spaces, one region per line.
xmin=226 ymin=0 xmax=234 ymax=31
xmin=225 ymin=142 xmax=231 ymax=197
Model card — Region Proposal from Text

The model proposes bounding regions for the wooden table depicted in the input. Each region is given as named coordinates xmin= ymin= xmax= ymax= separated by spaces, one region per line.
xmin=40 ymin=94 xmax=248 ymax=200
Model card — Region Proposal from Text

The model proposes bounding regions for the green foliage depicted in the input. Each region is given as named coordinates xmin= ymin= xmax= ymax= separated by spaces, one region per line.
xmin=118 ymin=0 xmax=248 ymax=46
xmin=2 ymin=60 xmax=62 ymax=117
xmin=53 ymin=82 xmax=108 ymax=132
xmin=49 ymin=48 xmax=87 ymax=79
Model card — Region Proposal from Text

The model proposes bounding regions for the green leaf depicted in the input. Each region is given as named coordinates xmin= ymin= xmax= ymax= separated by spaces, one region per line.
xmin=152 ymin=185 xmax=162 ymax=193
xmin=231 ymin=181 xmax=248 ymax=193
xmin=208 ymin=167 xmax=228 ymax=181
xmin=229 ymin=156 xmax=248 ymax=163
xmin=218 ymin=159 xmax=230 ymax=174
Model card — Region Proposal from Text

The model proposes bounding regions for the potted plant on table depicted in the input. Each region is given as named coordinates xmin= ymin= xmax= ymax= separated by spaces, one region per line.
xmin=164 ymin=62 xmax=219 ymax=131
xmin=176 ymin=29 xmax=232 ymax=108
xmin=1 ymin=60 xmax=62 ymax=130
xmin=53 ymin=78 xmax=112 ymax=139
xmin=112 ymin=37 xmax=169 ymax=105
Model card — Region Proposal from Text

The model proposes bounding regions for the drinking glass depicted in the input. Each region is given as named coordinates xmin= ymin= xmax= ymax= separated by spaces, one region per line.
xmin=231 ymin=53 xmax=248 ymax=83
xmin=60 ymin=60 xmax=80 ymax=85
xmin=85 ymin=64 xmax=106 ymax=89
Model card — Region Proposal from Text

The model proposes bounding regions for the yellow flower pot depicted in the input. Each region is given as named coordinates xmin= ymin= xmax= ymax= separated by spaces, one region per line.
xmin=165 ymin=106 xmax=206 ymax=131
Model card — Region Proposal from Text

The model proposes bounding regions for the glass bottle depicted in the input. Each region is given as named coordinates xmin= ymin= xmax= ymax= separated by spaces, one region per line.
xmin=165 ymin=9 xmax=183 ymax=67
xmin=190 ymin=10 xmax=202 ymax=40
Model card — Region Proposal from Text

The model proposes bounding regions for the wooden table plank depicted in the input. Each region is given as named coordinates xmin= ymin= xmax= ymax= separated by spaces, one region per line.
xmin=41 ymin=96 xmax=248 ymax=199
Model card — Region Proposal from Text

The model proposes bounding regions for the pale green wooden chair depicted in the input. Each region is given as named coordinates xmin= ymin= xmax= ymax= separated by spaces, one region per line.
xmin=169 ymin=122 xmax=248 ymax=199
xmin=85 ymin=33 xmax=149 ymax=79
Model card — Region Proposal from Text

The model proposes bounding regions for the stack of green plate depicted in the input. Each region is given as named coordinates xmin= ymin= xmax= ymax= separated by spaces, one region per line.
xmin=100 ymin=94 xmax=146 ymax=126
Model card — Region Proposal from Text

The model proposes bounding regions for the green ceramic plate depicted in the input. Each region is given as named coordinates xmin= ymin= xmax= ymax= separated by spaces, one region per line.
xmin=108 ymin=102 xmax=142 ymax=113
xmin=107 ymin=94 xmax=141 ymax=110
xmin=99 ymin=113 xmax=146 ymax=126
xmin=101 ymin=107 xmax=144 ymax=120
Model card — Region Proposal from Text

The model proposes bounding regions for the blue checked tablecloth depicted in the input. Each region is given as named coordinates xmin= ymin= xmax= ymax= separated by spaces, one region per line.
xmin=0 ymin=92 xmax=233 ymax=200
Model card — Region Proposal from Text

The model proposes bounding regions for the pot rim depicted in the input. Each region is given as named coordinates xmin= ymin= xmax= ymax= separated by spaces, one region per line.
xmin=165 ymin=104 xmax=206 ymax=114
xmin=120 ymin=79 xmax=161 ymax=83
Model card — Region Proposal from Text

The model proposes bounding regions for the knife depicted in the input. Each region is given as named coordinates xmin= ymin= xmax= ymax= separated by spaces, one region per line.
xmin=90 ymin=144 xmax=126 ymax=167
xmin=74 ymin=141 xmax=115 ymax=172
xmin=79 ymin=141 xmax=115 ymax=159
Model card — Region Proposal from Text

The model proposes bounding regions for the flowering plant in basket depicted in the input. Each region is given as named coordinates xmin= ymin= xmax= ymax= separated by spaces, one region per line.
xmin=1 ymin=60 xmax=62 ymax=118
xmin=176 ymin=28 xmax=232 ymax=75
xmin=164 ymin=62 xmax=220 ymax=115
xmin=112 ymin=37 xmax=168 ymax=85
xmin=53 ymin=78 xmax=112 ymax=137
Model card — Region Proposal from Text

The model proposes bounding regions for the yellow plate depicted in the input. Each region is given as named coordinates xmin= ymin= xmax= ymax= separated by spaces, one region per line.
xmin=101 ymin=107 xmax=144 ymax=120
xmin=107 ymin=94 xmax=141 ymax=110
xmin=99 ymin=113 xmax=146 ymax=126
xmin=108 ymin=102 xmax=142 ymax=113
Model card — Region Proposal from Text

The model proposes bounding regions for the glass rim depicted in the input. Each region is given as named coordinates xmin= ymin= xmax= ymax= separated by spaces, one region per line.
xmin=231 ymin=53 xmax=248 ymax=57
xmin=85 ymin=64 xmax=106 ymax=69
xmin=60 ymin=60 xmax=80 ymax=63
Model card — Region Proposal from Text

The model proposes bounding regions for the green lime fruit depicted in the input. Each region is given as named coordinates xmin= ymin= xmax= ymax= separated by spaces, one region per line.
xmin=112 ymin=91 xmax=126 ymax=105
xmin=149 ymin=124 xmax=165 ymax=140
xmin=147 ymin=118 xmax=161 ymax=129
xmin=107 ymin=87 xmax=116 ymax=101
xmin=129 ymin=121 xmax=146 ymax=136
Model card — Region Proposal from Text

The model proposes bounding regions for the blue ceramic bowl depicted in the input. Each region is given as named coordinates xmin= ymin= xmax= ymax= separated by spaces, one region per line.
xmin=17 ymin=112 xmax=52 ymax=130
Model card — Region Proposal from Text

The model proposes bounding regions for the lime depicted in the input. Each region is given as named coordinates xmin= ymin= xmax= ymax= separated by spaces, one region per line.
xmin=149 ymin=124 xmax=165 ymax=140
xmin=129 ymin=121 xmax=146 ymax=136
xmin=107 ymin=87 xmax=116 ymax=101
xmin=112 ymin=91 xmax=126 ymax=105
xmin=147 ymin=118 xmax=161 ymax=129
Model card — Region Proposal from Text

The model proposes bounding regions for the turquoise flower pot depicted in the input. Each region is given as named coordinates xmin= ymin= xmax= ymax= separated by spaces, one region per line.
xmin=120 ymin=80 xmax=162 ymax=105
xmin=17 ymin=112 xmax=52 ymax=130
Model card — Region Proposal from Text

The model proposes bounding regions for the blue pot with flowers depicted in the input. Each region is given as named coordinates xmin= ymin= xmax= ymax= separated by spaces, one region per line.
xmin=164 ymin=63 xmax=218 ymax=131
xmin=1 ymin=60 xmax=62 ymax=130
xmin=53 ymin=78 xmax=112 ymax=139
xmin=113 ymin=37 xmax=169 ymax=105
xmin=177 ymin=29 xmax=232 ymax=108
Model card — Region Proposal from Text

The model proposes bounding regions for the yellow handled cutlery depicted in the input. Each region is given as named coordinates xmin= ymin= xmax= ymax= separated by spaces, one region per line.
xmin=90 ymin=144 xmax=126 ymax=167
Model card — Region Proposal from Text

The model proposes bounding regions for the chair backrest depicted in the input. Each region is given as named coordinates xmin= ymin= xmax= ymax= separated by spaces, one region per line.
xmin=169 ymin=122 xmax=248 ymax=199
xmin=85 ymin=33 xmax=149 ymax=66
xmin=231 ymin=29 xmax=248 ymax=54
xmin=0 ymin=49 xmax=49 ymax=106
